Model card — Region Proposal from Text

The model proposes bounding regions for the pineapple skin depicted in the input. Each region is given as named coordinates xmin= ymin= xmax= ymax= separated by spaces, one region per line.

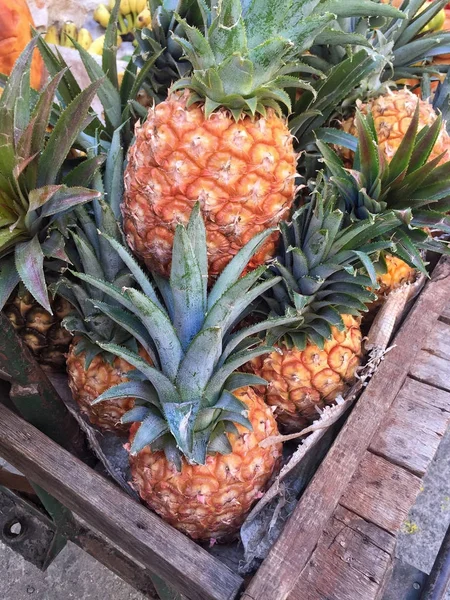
xmin=369 ymin=254 xmax=417 ymax=311
xmin=248 ymin=315 xmax=362 ymax=432
xmin=123 ymin=92 xmax=296 ymax=279
xmin=341 ymin=88 xmax=450 ymax=164
xmin=4 ymin=290 xmax=72 ymax=371
xmin=128 ymin=387 xmax=282 ymax=540
xmin=67 ymin=340 xmax=147 ymax=433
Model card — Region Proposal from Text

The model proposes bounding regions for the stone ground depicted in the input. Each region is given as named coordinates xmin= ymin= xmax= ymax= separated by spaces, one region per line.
xmin=2 ymin=428 xmax=450 ymax=599
xmin=0 ymin=539 xmax=146 ymax=600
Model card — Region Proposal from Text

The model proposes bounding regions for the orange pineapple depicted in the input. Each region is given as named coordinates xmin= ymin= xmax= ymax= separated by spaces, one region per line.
xmin=250 ymin=315 xmax=361 ymax=432
xmin=338 ymin=89 xmax=450 ymax=297
xmin=124 ymin=92 xmax=293 ymax=278
xmin=245 ymin=178 xmax=395 ymax=432
xmin=128 ymin=388 xmax=280 ymax=540
xmin=121 ymin=0 xmax=362 ymax=279
xmin=79 ymin=207 xmax=299 ymax=539
xmin=67 ymin=341 xmax=150 ymax=433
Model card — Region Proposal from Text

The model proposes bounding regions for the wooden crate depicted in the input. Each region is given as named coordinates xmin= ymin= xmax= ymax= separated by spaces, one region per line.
xmin=1 ymin=256 xmax=450 ymax=600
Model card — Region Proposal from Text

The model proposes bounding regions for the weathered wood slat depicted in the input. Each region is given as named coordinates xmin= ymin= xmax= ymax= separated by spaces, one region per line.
xmin=0 ymin=403 xmax=243 ymax=600
xmin=242 ymin=257 xmax=450 ymax=600
xmin=288 ymin=506 xmax=396 ymax=600
xmin=410 ymin=351 xmax=450 ymax=392
xmin=340 ymin=452 xmax=422 ymax=533
xmin=369 ymin=378 xmax=450 ymax=476
xmin=421 ymin=320 xmax=450 ymax=362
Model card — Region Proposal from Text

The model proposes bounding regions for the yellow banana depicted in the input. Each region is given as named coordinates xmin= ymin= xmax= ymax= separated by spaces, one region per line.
xmin=135 ymin=0 xmax=147 ymax=13
xmin=136 ymin=8 xmax=151 ymax=28
xmin=44 ymin=25 xmax=59 ymax=45
xmin=88 ymin=33 xmax=122 ymax=56
xmin=120 ymin=0 xmax=131 ymax=16
xmin=60 ymin=22 xmax=78 ymax=47
xmin=108 ymin=0 xmax=116 ymax=8
xmin=77 ymin=28 xmax=93 ymax=49
xmin=125 ymin=12 xmax=136 ymax=29
xmin=94 ymin=4 xmax=111 ymax=28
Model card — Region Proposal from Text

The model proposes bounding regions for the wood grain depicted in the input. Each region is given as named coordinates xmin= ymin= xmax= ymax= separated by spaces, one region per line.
xmin=420 ymin=320 xmax=450 ymax=362
xmin=289 ymin=506 xmax=396 ymax=600
xmin=410 ymin=351 xmax=450 ymax=392
xmin=0 ymin=403 xmax=243 ymax=600
xmin=340 ymin=452 xmax=422 ymax=533
xmin=370 ymin=378 xmax=450 ymax=476
xmin=242 ymin=257 xmax=450 ymax=600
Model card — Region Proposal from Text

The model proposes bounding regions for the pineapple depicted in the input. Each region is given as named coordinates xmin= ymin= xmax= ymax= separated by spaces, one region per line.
xmin=318 ymin=108 xmax=450 ymax=305
xmin=246 ymin=177 xmax=402 ymax=432
xmin=4 ymin=288 xmax=72 ymax=370
xmin=123 ymin=0 xmax=399 ymax=280
xmin=56 ymin=200 xmax=152 ymax=432
xmin=0 ymin=40 xmax=102 ymax=369
xmin=71 ymin=206 xmax=302 ymax=540
xmin=340 ymin=88 xmax=450 ymax=165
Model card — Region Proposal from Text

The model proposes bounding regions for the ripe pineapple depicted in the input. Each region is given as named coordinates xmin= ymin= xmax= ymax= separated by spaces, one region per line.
xmin=4 ymin=289 xmax=72 ymax=370
xmin=319 ymin=107 xmax=450 ymax=303
xmin=0 ymin=41 xmax=102 ymax=369
xmin=72 ymin=206 xmax=302 ymax=540
xmin=56 ymin=199 xmax=152 ymax=433
xmin=340 ymin=88 xmax=450 ymax=165
xmin=123 ymin=0 xmax=395 ymax=280
xmin=246 ymin=176 xmax=402 ymax=432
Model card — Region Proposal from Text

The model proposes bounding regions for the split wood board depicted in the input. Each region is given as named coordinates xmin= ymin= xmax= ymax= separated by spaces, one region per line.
xmin=243 ymin=256 xmax=450 ymax=600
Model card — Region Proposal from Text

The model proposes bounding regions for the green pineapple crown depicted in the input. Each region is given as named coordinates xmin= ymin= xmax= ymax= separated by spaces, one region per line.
xmin=317 ymin=106 xmax=450 ymax=274
xmin=71 ymin=205 xmax=300 ymax=466
xmin=168 ymin=0 xmax=403 ymax=119
xmin=259 ymin=174 xmax=400 ymax=349
xmin=0 ymin=39 xmax=102 ymax=315
xmin=305 ymin=0 xmax=450 ymax=99
xmin=53 ymin=199 xmax=138 ymax=369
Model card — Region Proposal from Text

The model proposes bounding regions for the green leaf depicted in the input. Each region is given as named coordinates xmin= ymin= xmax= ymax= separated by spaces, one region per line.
xmin=224 ymin=372 xmax=267 ymax=391
xmin=171 ymin=225 xmax=205 ymax=351
xmin=130 ymin=411 xmax=169 ymax=454
xmin=162 ymin=400 xmax=200 ymax=459
xmin=208 ymin=228 xmax=274 ymax=309
xmin=104 ymin=125 xmax=125 ymax=219
xmin=176 ymin=327 xmax=222 ymax=401
xmin=72 ymin=40 xmax=122 ymax=133
xmin=93 ymin=381 xmax=160 ymax=407
xmin=62 ymin=156 xmax=106 ymax=187
xmin=123 ymin=288 xmax=183 ymax=382
xmin=0 ymin=256 xmax=20 ymax=310
xmin=38 ymin=79 xmax=102 ymax=186
xmin=15 ymin=235 xmax=51 ymax=313
xmin=102 ymin=0 xmax=121 ymax=89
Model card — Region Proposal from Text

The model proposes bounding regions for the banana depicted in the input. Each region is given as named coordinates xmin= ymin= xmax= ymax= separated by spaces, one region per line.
xmin=120 ymin=0 xmax=131 ymax=16
xmin=135 ymin=0 xmax=147 ymax=13
xmin=77 ymin=28 xmax=93 ymax=49
xmin=125 ymin=12 xmax=136 ymax=29
xmin=44 ymin=25 xmax=59 ymax=45
xmin=88 ymin=35 xmax=105 ymax=56
xmin=136 ymin=8 xmax=151 ymax=28
xmin=60 ymin=22 xmax=78 ymax=47
xmin=88 ymin=33 xmax=122 ymax=56
xmin=94 ymin=4 xmax=111 ymax=28
xmin=108 ymin=0 xmax=116 ymax=8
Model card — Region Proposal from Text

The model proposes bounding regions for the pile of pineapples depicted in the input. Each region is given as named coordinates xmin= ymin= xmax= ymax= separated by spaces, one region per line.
xmin=1 ymin=0 xmax=450 ymax=542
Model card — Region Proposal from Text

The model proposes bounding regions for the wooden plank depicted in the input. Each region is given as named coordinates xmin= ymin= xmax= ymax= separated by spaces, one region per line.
xmin=440 ymin=300 xmax=450 ymax=322
xmin=0 ymin=403 xmax=243 ymax=600
xmin=340 ymin=452 xmax=422 ymax=534
xmin=289 ymin=506 xmax=396 ymax=600
xmin=241 ymin=257 xmax=450 ymax=600
xmin=410 ymin=351 xmax=450 ymax=392
xmin=421 ymin=320 xmax=450 ymax=362
xmin=370 ymin=378 xmax=450 ymax=476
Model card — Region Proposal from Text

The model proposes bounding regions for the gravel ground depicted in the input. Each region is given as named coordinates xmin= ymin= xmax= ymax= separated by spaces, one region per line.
xmin=0 ymin=539 xmax=146 ymax=600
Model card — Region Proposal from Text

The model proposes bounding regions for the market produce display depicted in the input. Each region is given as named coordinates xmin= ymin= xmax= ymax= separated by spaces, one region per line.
xmin=1 ymin=0 xmax=450 ymax=544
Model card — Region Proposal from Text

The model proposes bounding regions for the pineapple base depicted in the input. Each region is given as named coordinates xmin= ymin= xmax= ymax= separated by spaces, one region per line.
xmin=128 ymin=388 xmax=282 ymax=541
xmin=248 ymin=316 xmax=362 ymax=432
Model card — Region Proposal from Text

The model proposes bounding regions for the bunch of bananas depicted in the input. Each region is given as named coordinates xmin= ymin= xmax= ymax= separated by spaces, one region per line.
xmin=44 ymin=22 xmax=121 ymax=56
xmin=94 ymin=0 xmax=150 ymax=35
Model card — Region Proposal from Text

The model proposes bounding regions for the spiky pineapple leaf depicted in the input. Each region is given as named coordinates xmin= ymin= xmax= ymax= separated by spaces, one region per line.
xmin=92 ymin=380 xmax=160 ymax=407
xmin=37 ymin=80 xmax=102 ymax=186
xmin=15 ymin=235 xmax=51 ymax=313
